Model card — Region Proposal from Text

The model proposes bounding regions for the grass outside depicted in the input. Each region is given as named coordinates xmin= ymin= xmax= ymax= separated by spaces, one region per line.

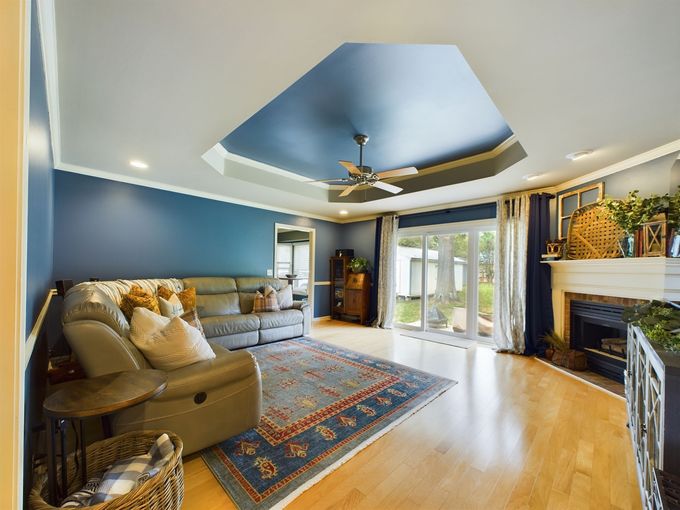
xmin=395 ymin=282 xmax=494 ymax=324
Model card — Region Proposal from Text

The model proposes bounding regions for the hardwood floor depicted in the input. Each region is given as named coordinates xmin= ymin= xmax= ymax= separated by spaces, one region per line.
xmin=182 ymin=320 xmax=642 ymax=510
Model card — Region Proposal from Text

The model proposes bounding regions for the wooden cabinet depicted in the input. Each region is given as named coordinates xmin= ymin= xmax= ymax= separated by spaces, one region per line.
xmin=330 ymin=257 xmax=371 ymax=324
xmin=626 ymin=326 xmax=680 ymax=509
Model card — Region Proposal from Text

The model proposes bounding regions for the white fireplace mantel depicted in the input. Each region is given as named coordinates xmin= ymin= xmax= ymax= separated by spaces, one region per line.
xmin=544 ymin=257 xmax=680 ymax=336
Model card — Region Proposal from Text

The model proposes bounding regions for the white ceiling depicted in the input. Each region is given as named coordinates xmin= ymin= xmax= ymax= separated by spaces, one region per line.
xmin=48 ymin=0 xmax=680 ymax=221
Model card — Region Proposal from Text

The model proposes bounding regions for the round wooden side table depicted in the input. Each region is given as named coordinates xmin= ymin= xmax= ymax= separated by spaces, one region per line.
xmin=43 ymin=369 xmax=167 ymax=505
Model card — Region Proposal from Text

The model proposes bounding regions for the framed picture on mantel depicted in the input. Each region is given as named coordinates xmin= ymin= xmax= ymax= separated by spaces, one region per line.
xmin=557 ymin=182 xmax=604 ymax=239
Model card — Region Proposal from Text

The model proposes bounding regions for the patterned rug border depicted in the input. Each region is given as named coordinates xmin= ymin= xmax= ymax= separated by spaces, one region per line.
xmin=202 ymin=337 xmax=457 ymax=509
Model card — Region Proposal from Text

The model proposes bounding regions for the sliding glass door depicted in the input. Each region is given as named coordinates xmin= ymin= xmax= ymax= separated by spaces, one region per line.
xmin=394 ymin=220 xmax=496 ymax=341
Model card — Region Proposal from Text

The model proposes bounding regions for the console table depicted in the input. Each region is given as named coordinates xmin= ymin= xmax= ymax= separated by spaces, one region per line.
xmin=626 ymin=326 xmax=680 ymax=509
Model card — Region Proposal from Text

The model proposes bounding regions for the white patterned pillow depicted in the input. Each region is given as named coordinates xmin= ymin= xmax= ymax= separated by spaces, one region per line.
xmin=132 ymin=316 xmax=215 ymax=370
xmin=277 ymin=285 xmax=293 ymax=310
xmin=158 ymin=294 xmax=184 ymax=318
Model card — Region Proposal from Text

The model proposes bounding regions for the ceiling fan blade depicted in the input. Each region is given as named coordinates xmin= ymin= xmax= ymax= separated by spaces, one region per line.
xmin=372 ymin=181 xmax=403 ymax=194
xmin=307 ymin=178 xmax=353 ymax=183
xmin=338 ymin=160 xmax=362 ymax=176
xmin=338 ymin=184 xmax=360 ymax=197
xmin=375 ymin=166 xmax=418 ymax=179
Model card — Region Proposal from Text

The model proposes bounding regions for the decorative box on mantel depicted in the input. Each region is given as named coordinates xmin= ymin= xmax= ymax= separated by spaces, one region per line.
xmin=544 ymin=258 xmax=680 ymax=338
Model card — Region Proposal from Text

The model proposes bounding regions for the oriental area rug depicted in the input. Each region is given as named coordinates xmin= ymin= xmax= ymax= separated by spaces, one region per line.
xmin=201 ymin=337 xmax=456 ymax=510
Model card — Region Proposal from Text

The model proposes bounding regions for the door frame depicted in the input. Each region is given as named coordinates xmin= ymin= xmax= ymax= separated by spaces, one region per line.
xmin=0 ymin=0 xmax=30 ymax=507
xmin=274 ymin=223 xmax=315 ymax=312
xmin=395 ymin=219 xmax=497 ymax=341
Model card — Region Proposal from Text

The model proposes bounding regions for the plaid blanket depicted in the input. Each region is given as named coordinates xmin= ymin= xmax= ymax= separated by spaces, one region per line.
xmin=63 ymin=433 xmax=174 ymax=507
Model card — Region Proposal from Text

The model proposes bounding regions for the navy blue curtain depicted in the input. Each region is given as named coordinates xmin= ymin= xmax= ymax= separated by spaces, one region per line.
xmin=369 ymin=217 xmax=382 ymax=323
xmin=524 ymin=193 xmax=554 ymax=356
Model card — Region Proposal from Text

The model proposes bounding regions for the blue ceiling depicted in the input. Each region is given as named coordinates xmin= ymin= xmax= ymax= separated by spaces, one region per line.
xmin=221 ymin=43 xmax=513 ymax=181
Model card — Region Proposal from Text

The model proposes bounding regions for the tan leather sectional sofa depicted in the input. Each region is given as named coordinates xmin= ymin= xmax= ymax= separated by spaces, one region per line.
xmin=62 ymin=276 xmax=311 ymax=454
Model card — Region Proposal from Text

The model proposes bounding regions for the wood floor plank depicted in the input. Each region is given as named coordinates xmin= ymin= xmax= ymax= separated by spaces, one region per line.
xmin=182 ymin=320 xmax=642 ymax=509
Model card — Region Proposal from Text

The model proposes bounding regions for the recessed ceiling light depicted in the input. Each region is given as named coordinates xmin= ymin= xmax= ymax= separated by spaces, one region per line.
xmin=522 ymin=174 xmax=540 ymax=181
xmin=565 ymin=150 xmax=593 ymax=161
xmin=339 ymin=210 xmax=349 ymax=216
xmin=129 ymin=159 xmax=149 ymax=169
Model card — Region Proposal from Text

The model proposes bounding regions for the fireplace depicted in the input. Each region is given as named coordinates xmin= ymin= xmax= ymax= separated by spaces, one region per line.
xmin=569 ymin=300 xmax=627 ymax=383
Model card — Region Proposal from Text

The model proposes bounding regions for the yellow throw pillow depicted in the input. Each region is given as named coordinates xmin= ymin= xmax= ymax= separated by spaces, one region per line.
xmin=157 ymin=286 xmax=196 ymax=312
xmin=177 ymin=287 xmax=196 ymax=311
xmin=120 ymin=292 xmax=161 ymax=322
xmin=129 ymin=285 xmax=151 ymax=297
xmin=157 ymin=285 xmax=175 ymax=301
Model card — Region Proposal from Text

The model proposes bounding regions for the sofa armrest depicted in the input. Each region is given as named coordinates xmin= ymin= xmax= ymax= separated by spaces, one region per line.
xmin=291 ymin=301 xmax=311 ymax=335
xmin=157 ymin=345 xmax=260 ymax=400
xmin=63 ymin=285 xmax=130 ymax=337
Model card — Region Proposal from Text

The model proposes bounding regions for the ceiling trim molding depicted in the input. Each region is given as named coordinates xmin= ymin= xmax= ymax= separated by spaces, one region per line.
xmin=36 ymin=0 xmax=60 ymax=164
xmin=55 ymin=162 xmax=342 ymax=223
xmin=202 ymin=143 xmax=329 ymax=189
xmin=555 ymin=138 xmax=680 ymax=192
xmin=394 ymin=134 xmax=518 ymax=182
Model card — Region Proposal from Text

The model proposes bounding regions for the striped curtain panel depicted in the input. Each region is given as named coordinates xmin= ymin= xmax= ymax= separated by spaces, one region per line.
xmin=494 ymin=194 xmax=530 ymax=353
xmin=373 ymin=214 xmax=399 ymax=329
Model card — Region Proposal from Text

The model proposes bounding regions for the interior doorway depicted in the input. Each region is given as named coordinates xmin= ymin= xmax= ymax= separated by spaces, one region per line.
xmin=274 ymin=224 xmax=315 ymax=311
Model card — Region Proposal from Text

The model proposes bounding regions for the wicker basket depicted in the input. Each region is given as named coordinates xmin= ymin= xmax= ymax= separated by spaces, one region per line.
xmin=29 ymin=430 xmax=184 ymax=510
xmin=567 ymin=202 xmax=625 ymax=259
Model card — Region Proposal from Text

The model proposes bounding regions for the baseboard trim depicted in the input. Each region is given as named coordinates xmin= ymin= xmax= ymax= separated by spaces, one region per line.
xmin=25 ymin=288 xmax=57 ymax=369
xmin=312 ymin=316 xmax=331 ymax=322
xmin=535 ymin=357 xmax=624 ymax=401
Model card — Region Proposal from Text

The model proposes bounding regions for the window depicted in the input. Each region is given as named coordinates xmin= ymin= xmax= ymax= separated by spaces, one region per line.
xmin=557 ymin=182 xmax=604 ymax=239
xmin=276 ymin=244 xmax=292 ymax=277
xmin=394 ymin=220 xmax=496 ymax=341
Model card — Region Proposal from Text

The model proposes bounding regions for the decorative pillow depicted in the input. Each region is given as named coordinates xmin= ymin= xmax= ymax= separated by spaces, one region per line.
xmin=130 ymin=308 xmax=170 ymax=345
xmin=128 ymin=285 xmax=150 ymax=298
xmin=252 ymin=286 xmax=280 ymax=313
xmin=60 ymin=477 xmax=101 ymax=507
xmin=180 ymin=308 xmax=206 ymax=338
xmin=131 ymin=316 xmax=215 ymax=370
xmin=156 ymin=285 xmax=175 ymax=301
xmin=156 ymin=285 xmax=196 ymax=311
xmin=177 ymin=287 xmax=196 ymax=311
xmin=277 ymin=285 xmax=294 ymax=310
xmin=90 ymin=433 xmax=175 ymax=504
xmin=120 ymin=292 xmax=160 ymax=322
xmin=158 ymin=294 xmax=184 ymax=318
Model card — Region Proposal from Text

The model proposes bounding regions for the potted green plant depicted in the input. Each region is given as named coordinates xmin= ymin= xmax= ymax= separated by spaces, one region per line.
xmin=622 ymin=300 xmax=680 ymax=351
xmin=603 ymin=190 xmax=670 ymax=257
xmin=348 ymin=257 xmax=371 ymax=273
xmin=541 ymin=330 xmax=587 ymax=370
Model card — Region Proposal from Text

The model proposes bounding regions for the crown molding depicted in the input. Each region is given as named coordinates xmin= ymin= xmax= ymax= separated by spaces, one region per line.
xmin=555 ymin=138 xmax=680 ymax=192
xmin=36 ymin=0 xmax=60 ymax=164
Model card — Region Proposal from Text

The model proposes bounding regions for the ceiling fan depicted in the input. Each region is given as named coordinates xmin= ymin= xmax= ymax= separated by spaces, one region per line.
xmin=311 ymin=134 xmax=418 ymax=197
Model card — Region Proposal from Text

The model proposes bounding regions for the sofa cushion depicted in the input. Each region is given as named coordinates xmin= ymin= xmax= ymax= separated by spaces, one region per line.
xmin=235 ymin=277 xmax=287 ymax=293
xmin=255 ymin=309 xmax=303 ymax=330
xmin=201 ymin=314 xmax=260 ymax=338
xmin=183 ymin=277 xmax=237 ymax=295
xmin=63 ymin=285 xmax=131 ymax=338
xmin=196 ymin=293 xmax=240 ymax=317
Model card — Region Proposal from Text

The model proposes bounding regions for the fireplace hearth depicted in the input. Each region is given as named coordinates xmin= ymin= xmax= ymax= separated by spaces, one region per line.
xmin=569 ymin=300 xmax=627 ymax=383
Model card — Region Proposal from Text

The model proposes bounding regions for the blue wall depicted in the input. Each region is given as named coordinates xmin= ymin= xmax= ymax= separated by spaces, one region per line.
xmin=399 ymin=202 xmax=497 ymax=229
xmin=52 ymin=172 xmax=350 ymax=317
xmin=26 ymin=0 xmax=54 ymax=336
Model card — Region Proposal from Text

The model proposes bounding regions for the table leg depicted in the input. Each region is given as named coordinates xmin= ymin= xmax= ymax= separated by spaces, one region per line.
xmin=78 ymin=419 xmax=87 ymax=486
xmin=101 ymin=415 xmax=113 ymax=438
xmin=59 ymin=419 xmax=68 ymax=499
xmin=46 ymin=418 xmax=58 ymax=505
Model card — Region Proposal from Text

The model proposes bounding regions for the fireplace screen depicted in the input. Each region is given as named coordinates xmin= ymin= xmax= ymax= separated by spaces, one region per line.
xmin=570 ymin=300 xmax=627 ymax=382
